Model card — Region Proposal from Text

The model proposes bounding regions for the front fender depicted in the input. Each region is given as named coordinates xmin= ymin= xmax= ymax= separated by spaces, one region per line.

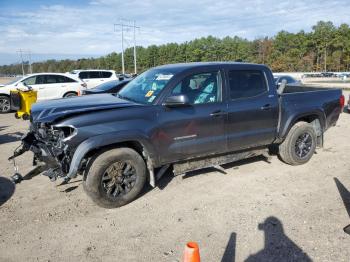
xmin=66 ymin=131 xmax=158 ymax=179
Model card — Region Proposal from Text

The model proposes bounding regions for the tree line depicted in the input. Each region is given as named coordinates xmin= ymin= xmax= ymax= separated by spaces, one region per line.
xmin=1 ymin=21 xmax=350 ymax=75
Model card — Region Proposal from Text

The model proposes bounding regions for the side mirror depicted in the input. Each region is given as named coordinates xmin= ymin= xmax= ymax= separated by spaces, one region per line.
xmin=163 ymin=94 xmax=190 ymax=107
xmin=16 ymin=82 xmax=32 ymax=90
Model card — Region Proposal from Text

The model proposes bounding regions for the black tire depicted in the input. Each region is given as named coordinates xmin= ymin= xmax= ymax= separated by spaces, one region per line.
xmin=278 ymin=122 xmax=317 ymax=165
xmin=83 ymin=148 xmax=146 ymax=208
xmin=63 ymin=92 xmax=77 ymax=98
xmin=0 ymin=95 xmax=11 ymax=113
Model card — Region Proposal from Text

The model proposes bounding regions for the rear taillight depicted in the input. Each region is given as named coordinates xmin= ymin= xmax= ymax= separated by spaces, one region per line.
xmin=77 ymin=90 xmax=81 ymax=96
xmin=340 ymin=95 xmax=345 ymax=109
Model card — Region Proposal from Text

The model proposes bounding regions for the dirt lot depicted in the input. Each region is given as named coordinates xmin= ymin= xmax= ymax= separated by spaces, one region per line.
xmin=0 ymin=92 xmax=350 ymax=262
xmin=0 ymin=77 xmax=18 ymax=85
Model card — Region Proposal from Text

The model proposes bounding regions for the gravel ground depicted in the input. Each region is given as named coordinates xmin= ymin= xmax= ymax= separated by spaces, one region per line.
xmin=0 ymin=92 xmax=349 ymax=262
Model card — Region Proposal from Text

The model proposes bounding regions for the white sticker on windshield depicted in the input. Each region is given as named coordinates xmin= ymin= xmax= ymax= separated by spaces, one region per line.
xmin=156 ymin=74 xmax=173 ymax=80
xmin=148 ymin=96 xmax=156 ymax=102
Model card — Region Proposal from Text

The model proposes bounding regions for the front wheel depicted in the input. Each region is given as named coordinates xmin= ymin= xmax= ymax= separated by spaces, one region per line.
xmin=278 ymin=122 xmax=317 ymax=165
xmin=0 ymin=96 xmax=11 ymax=113
xmin=83 ymin=148 xmax=146 ymax=208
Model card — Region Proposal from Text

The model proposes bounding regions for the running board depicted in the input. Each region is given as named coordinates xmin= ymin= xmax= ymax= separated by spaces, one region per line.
xmin=173 ymin=148 xmax=268 ymax=176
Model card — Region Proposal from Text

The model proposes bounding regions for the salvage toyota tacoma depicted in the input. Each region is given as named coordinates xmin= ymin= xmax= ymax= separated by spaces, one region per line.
xmin=10 ymin=62 xmax=345 ymax=208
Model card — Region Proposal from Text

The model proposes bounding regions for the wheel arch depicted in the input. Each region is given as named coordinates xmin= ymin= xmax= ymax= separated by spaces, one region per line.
xmin=66 ymin=132 xmax=158 ymax=183
xmin=279 ymin=110 xmax=326 ymax=143
xmin=63 ymin=91 xmax=78 ymax=97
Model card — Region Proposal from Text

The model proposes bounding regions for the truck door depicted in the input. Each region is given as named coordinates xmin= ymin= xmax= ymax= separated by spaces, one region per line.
xmin=226 ymin=69 xmax=279 ymax=151
xmin=157 ymin=70 xmax=227 ymax=164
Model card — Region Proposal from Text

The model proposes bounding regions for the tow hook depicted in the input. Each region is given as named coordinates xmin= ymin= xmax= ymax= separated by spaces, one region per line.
xmin=58 ymin=176 xmax=71 ymax=186
xmin=8 ymin=144 xmax=27 ymax=184
xmin=11 ymin=173 xmax=23 ymax=184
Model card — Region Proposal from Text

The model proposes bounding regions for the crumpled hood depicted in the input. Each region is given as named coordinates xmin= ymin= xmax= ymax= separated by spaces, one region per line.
xmin=31 ymin=94 xmax=139 ymax=123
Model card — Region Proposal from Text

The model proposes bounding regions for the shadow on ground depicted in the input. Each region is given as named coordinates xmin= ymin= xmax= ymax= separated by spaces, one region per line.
xmin=138 ymin=155 xmax=271 ymax=200
xmin=0 ymin=131 xmax=24 ymax=145
xmin=221 ymin=217 xmax=312 ymax=262
xmin=334 ymin=177 xmax=350 ymax=234
xmin=0 ymin=177 xmax=15 ymax=206
xmin=182 ymin=155 xmax=270 ymax=180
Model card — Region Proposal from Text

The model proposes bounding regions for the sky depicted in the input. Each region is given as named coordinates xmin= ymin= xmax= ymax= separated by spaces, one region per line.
xmin=0 ymin=0 xmax=350 ymax=65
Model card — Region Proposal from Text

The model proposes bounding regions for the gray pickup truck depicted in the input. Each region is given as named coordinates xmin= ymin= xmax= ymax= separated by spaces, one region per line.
xmin=10 ymin=62 xmax=344 ymax=208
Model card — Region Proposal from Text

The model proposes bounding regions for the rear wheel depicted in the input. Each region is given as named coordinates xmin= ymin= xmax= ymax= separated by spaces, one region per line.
xmin=278 ymin=122 xmax=317 ymax=165
xmin=63 ymin=92 xmax=77 ymax=98
xmin=0 ymin=96 xmax=11 ymax=113
xmin=83 ymin=148 xmax=146 ymax=208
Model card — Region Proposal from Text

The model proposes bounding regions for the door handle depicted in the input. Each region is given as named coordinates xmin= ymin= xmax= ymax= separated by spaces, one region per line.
xmin=261 ymin=104 xmax=272 ymax=110
xmin=39 ymin=87 xmax=45 ymax=90
xmin=210 ymin=110 xmax=226 ymax=117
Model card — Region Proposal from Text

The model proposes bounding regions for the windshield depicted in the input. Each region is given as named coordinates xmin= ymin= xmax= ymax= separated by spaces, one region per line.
xmin=118 ymin=68 xmax=175 ymax=104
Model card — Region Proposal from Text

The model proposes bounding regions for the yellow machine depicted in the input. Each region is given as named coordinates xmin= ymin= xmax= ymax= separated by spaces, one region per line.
xmin=10 ymin=89 xmax=37 ymax=120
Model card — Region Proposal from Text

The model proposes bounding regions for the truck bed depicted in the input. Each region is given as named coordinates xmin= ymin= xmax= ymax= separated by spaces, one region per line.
xmin=283 ymin=84 xmax=334 ymax=94
xmin=279 ymin=85 xmax=342 ymax=137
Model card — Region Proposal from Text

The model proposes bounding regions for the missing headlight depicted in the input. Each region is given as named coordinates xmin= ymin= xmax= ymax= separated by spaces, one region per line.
xmin=54 ymin=125 xmax=77 ymax=141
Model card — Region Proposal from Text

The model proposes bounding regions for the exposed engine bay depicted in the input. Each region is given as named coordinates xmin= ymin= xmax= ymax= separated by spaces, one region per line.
xmin=9 ymin=122 xmax=77 ymax=184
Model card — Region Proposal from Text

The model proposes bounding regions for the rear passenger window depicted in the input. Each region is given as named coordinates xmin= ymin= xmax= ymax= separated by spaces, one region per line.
xmin=58 ymin=76 xmax=75 ymax=83
xmin=35 ymin=75 xmax=46 ymax=84
xmin=79 ymin=72 xmax=88 ymax=79
xmin=89 ymin=71 xmax=101 ymax=78
xmin=46 ymin=75 xmax=57 ymax=84
xmin=56 ymin=75 xmax=66 ymax=83
xmin=101 ymin=71 xmax=112 ymax=78
xmin=228 ymin=70 xmax=267 ymax=100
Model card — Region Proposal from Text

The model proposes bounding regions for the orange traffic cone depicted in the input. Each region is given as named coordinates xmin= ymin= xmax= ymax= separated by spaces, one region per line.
xmin=183 ymin=242 xmax=200 ymax=262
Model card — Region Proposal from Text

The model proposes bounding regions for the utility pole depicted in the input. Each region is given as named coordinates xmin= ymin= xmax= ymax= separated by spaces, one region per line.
xmin=114 ymin=21 xmax=140 ymax=75
xmin=133 ymin=20 xmax=137 ymax=75
xmin=28 ymin=50 xmax=33 ymax=74
xmin=324 ymin=46 xmax=327 ymax=72
xmin=121 ymin=23 xmax=125 ymax=74
xmin=17 ymin=49 xmax=25 ymax=76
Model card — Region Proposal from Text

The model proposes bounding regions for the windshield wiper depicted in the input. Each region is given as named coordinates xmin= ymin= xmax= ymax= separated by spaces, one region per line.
xmin=116 ymin=94 xmax=139 ymax=103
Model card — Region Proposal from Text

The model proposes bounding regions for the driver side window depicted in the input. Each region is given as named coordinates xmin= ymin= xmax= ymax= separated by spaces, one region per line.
xmin=171 ymin=71 xmax=221 ymax=105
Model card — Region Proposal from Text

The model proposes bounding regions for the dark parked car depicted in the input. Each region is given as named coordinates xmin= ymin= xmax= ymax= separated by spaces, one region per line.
xmin=11 ymin=62 xmax=344 ymax=208
xmin=274 ymin=75 xmax=301 ymax=86
xmin=82 ymin=79 xmax=131 ymax=95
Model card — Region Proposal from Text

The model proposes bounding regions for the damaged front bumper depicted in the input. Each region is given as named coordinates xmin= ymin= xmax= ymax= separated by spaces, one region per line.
xmin=9 ymin=123 xmax=79 ymax=184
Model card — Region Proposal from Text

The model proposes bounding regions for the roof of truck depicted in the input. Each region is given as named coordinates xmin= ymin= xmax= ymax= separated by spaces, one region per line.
xmin=154 ymin=62 xmax=268 ymax=71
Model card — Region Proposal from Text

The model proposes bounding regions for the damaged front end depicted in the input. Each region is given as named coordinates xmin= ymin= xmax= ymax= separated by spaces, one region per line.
xmin=9 ymin=122 xmax=78 ymax=184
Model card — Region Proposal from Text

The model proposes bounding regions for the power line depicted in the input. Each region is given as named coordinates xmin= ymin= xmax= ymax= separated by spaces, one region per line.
xmin=17 ymin=49 xmax=25 ymax=76
xmin=114 ymin=20 xmax=140 ymax=75
xmin=16 ymin=49 xmax=32 ymax=76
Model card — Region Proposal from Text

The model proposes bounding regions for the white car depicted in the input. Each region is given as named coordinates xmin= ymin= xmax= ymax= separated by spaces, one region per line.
xmin=0 ymin=73 xmax=87 ymax=113
xmin=69 ymin=70 xmax=120 ymax=89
